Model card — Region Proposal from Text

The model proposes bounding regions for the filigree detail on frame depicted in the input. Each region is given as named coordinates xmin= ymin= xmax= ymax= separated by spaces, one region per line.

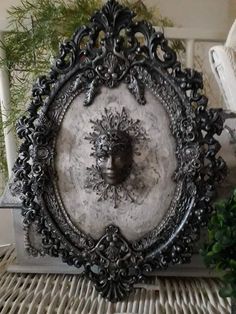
xmin=82 ymin=225 xmax=144 ymax=302
xmin=11 ymin=0 xmax=227 ymax=302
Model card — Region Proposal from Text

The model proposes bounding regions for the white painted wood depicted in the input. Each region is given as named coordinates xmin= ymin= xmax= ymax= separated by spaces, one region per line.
xmin=7 ymin=254 xmax=215 ymax=278
xmin=0 ymin=31 xmax=16 ymax=248
xmin=155 ymin=27 xmax=227 ymax=42
xmin=186 ymin=39 xmax=195 ymax=68
xmin=0 ymin=31 xmax=17 ymax=174
xmin=209 ymin=20 xmax=236 ymax=112
xmin=0 ymin=26 xmax=228 ymax=42
xmin=225 ymin=19 xmax=236 ymax=48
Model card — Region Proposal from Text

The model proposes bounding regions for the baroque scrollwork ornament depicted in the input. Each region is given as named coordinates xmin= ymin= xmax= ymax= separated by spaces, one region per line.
xmin=11 ymin=0 xmax=227 ymax=302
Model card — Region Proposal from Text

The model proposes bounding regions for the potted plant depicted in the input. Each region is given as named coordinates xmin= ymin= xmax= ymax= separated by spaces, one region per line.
xmin=202 ymin=190 xmax=236 ymax=312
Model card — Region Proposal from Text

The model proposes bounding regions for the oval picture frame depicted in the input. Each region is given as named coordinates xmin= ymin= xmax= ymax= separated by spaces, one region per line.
xmin=12 ymin=0 xmax=227 ymax=302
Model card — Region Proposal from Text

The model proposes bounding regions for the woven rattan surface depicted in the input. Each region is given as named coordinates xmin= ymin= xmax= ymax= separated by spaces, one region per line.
xmin=0 ymin=246 xmax=231 ymax=314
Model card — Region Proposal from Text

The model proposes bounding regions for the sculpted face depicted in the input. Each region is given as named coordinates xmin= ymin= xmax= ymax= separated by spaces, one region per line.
xmin=95 ymin=131 xmax=133 ymax=185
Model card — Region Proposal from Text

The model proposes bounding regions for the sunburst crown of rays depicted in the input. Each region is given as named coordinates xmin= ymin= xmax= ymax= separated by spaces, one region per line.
xmin=85 ymin=107 xmax=148 ymax=208
xmin=85 ymin=107 xmax=147 ymax=156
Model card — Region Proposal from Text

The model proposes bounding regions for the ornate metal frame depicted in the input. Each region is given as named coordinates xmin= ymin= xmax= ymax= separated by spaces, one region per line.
xmin=11 ymin=0 xmax=227 ymax=302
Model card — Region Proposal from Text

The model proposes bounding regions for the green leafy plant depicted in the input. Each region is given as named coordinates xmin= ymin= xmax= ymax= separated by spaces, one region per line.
xmin=202 ymin=190 xmax=236 ymax=299
xmin=0 ymin=0 xmax=184 ymax=180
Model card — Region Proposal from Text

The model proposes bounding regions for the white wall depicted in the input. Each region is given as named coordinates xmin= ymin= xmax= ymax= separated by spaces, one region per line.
xmin=147 ymin=0 xmax=234 ymax=30
xmin=229 ymin=0 xmax=236 ymax=25
xmin=0 ymin=0 xmax=20 ymax=30
xmin=0 ymin=0 xmax=235 ymax=30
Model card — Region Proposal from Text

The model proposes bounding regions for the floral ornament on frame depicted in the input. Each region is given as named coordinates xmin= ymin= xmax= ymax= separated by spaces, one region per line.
xmin=85 ymin=107 xmax=148 ymax=208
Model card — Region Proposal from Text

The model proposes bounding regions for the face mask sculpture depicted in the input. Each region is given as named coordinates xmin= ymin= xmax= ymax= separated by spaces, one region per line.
xmin=85 ymin=107 xmax=147 ymax=208
xmin=95 ymin=130 xmax=133 ymax=185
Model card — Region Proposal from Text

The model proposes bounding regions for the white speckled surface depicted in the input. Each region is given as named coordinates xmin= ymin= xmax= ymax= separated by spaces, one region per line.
xmin=56 ymin=84 xmax=177 ymax=240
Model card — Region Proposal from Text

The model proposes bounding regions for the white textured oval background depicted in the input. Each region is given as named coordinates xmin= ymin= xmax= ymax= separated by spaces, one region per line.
xmin=55 ymin=84 xmax=177 ymax=241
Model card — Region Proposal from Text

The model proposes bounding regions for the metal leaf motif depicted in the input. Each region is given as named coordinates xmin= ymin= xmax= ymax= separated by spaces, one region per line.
xmin=11 ymin=0 xmax=227 ymax=302
xmin=127 ymin=72 xmax=146 ymax=105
